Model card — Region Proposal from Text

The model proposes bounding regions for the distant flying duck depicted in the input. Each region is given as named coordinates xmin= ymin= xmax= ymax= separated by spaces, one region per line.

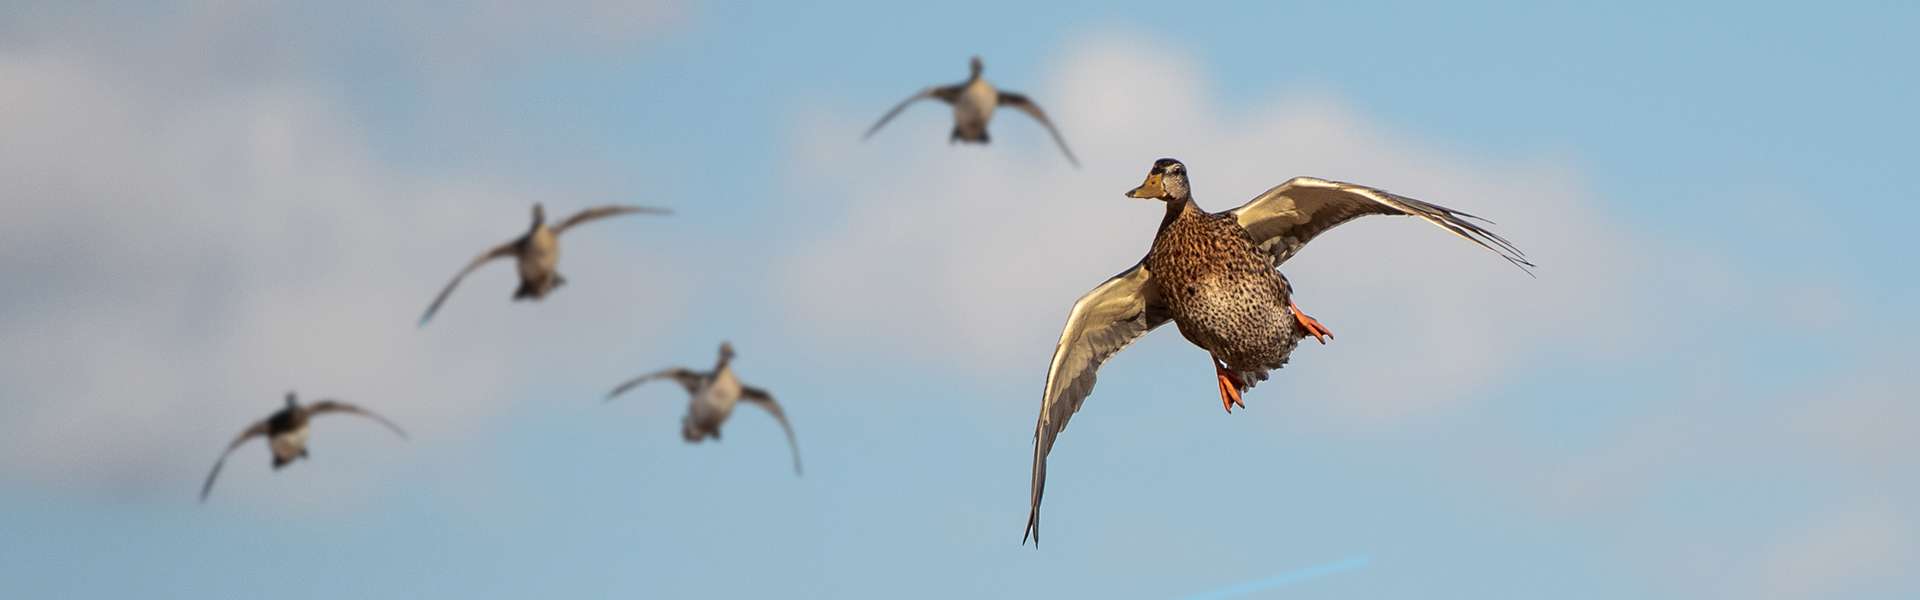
xmin=605 ymin=342 xmax=802 ymax=475
xmin=1022 ymin=158 xmax=1533 ymax=544
xmin=418 ymin=203 xmax=671 ymax=326
xmin=863 ymin=55 xmax=1079 ymax=167
xmin=199 ymin=392 xmax=408 ymax=503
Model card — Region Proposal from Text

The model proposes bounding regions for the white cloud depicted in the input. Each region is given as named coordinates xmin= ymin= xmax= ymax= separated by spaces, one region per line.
xmin=1524 ymin=363 xmax=1920 ymax=597
xmin=441 ymin=0 xmax=687 ymax=48
xmin=777 ymin=37 xmax=1658 ymax=422
xmin=1744 ymin=499 xmax=1917 ymax=599
xmin=0 ymin=3 xmax=688 ymax=504
xmin=1793 ymin=376 xmax=1920 ymax=475
xmin=363 ymin=0 xmax=689 ymax=83
xmin=774 ymin=40 xmax=1920 ymax=596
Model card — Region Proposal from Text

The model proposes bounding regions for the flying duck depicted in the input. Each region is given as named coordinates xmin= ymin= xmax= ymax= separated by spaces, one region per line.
xmin=199 ymin=392 xmax=408 ymax=502
xmin=418 ymin=203 xmax=671 ymax=326
xmin=863 ymin=55 xmax=1079 ymax=167
xmin=605 ymin=342 xmax=802 ymax=475
xmin=1022 ymin=158 xmax=1533 ymax=544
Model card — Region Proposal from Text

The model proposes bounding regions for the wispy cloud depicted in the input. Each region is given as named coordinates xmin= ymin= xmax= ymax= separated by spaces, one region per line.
xmin=771 ymin=32 xmax=1920 ymax=598
xmin=776 ymin=36 xmax=1657 ymax=423
xmin=1533 ymin=364 xmax=1920 ymax=598
xmin=1744 ymin=499 xmax=1916 ymax=600
xmin=0 ymin=1 xmax=689 ymax=504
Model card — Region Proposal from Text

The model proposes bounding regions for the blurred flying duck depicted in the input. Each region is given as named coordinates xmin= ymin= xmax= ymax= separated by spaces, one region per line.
xmin=605 ymin=342 xmax=802 ymax=475
xmin=863 ymin=55 xmax=1079 ymax=167
xmin=199 ymin=392 xmax=408 ymax=502
xmin=1022 ymin=158 xmax=1533 ymax=544
xmin=418 ymin=203 xmax=671 ymax=326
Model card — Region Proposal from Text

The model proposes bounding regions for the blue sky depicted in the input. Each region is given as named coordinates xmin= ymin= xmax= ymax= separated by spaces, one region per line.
xmin=1 ymin=2 xmax=1916 ymax=598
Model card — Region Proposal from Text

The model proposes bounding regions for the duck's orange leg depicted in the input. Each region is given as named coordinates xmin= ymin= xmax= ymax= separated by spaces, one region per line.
xmin=1213 ymin=358 xmax=1246 ymax=413
xmin=1290 ymin=300 xmax=1334 ymax=345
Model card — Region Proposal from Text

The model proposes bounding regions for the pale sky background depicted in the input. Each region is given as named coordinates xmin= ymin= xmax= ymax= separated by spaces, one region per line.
xmin=2 ymin=2 xmax=1916 ymax=598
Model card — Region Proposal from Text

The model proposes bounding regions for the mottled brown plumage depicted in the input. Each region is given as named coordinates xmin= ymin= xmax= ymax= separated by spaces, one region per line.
xmin=1146 ymin=187 xmax=1301 ymax=391
xmin=1023 ymin=158 xmax=1532 ymax=545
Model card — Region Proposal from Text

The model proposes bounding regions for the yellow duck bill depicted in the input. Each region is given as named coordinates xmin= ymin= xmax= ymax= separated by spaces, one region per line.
xmin=1126 ymin=173 xmax=1164 ymax=198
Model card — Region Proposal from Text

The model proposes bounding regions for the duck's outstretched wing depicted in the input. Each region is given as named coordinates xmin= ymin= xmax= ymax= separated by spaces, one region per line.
xmin=199 ymin=419 xmax=269 ymax=503
xmin=862 ymin=84 xmax=963 ymax=139
xmin=605 ymin=368 xmax=706 ymax=400
xmin=996 ymin=91 xmax=1079 ymax=168
xmin=306 ymin=400 xmax=410 ymax=440
xmin=1229 ymin=177 xmax=1532 ymax=273
xmin=551 ymin=205 xmax=672 ymax=237
xmin=418 ymin=241 xmax=517 ymax=327
xmin=739 ymin=385 xmax=802 ymax=476
xmin=1025 ymin=262 xmax=1170 ymax=546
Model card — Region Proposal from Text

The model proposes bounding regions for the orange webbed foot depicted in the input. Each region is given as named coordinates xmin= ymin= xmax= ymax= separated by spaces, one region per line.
xmin=1213 ymin=359 xmax=1246 ymax=413
xmin=1290 ymin=301 xmax=1334 ymax=345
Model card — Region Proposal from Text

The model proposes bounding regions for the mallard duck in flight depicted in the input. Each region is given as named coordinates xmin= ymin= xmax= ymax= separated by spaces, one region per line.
xmin=863 ymin=55 xmax=1079 ymax=167
xmin=199 ymin=392 xmax=408 ymax=503
xmin=1022 ymin=158 xmax=1532 ymax=544
xmin=605 ymin=342 xmax=803 ymax=475
xmin=418 ymin=203 xmax=671 ymax=326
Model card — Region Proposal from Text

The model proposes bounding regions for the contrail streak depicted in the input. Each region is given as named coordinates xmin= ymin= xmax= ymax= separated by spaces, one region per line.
xmin=1180 ymin=555 xmax=1370 ymax=600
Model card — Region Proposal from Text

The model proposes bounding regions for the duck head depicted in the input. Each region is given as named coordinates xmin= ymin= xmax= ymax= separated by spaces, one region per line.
xmin=284 ymin=391 xmax=299 ymax=409
xmin=531 ymin=203 xmax=547 ymax=227
xmin=716 ymin=341 xmax=736 ymax=368
xmin=1126 ymin=158 xmax=1191 ymax=201
xmin=969 ymin=55 xmax=983 ymax=79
